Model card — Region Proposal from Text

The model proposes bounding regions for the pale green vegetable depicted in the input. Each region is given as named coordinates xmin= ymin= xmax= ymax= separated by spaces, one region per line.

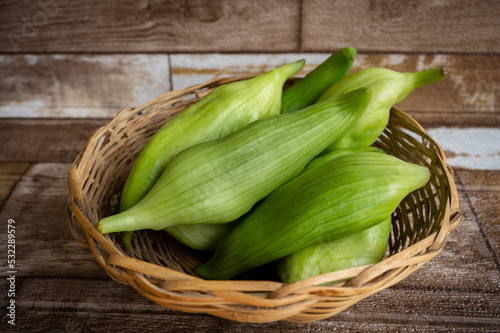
xmin=119 ymin=60 xmax=304 ymax=249
xmin=317 ymin=67 xmax=447 ymax=151
xmin=166 ymin=220 xmax=240 ymax=251
xmin=196 ymin=152 xmax=429 ymax=280
xmin=281 ymin=47 xmax=356 ymax=113
xmin=277 ymin=216 xmax=391 ymax=284
xmin=166 ymin=47 xmax=358 ymax=252
xmin=301 ymin=146 xmax=382 ymax=175
xmin=98 ymin=89 xmax=371 ymax=234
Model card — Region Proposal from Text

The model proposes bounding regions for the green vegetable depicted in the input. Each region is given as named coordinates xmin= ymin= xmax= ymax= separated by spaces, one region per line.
xmin=277 ymin=216 xmax=391 ymax=284
xmin=98 ymin=88 xmax=371 ymax=235
xmin=301 ymin=146 xmax=382 ymax=175
xmin=119 ymin=60 xmax=304 ymax=249
xmin=165 ymin=48 xmax=357 ymax=251
xmin=317 ymin=67 xmax=447 ymax=151
xmin=281 ymin=47 xmax=356 ymax=114
xmin=196 ymin=152 xmax=429 ymax=280
xmin=165 ymin=220 xmax=240 ymax=251
xmin=166 ymin=148 xmax=383 ymax=252
xmin=278 ymin=148 xmax=390 ymax=283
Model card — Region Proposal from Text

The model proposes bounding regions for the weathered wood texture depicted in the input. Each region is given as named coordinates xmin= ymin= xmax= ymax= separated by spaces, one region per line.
xmin=0 ymin=162 xmax=499 ymax=330
xmin=0 ymin=54 xmax=171 ymax=118
xmin=0 ymin=0 xmax=498 ymax=54
xmin=302 ymin=0 xmax=500 ymax=53
xmin=1 ymin=53 xmax=499 ymax=125
xmin=0 ymin=163 xmax=106 ymax=278
xmin=0 ymin=0 xmax=301 ymax=53
xmin=0 ymin=163 xmax=30 ymax=206
xmin=0 ymin=118 xmax=109 ymax=162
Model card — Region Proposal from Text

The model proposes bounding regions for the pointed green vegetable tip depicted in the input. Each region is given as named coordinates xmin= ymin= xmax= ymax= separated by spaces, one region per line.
xmin=281 ymin=47 xmax=357 ymax=114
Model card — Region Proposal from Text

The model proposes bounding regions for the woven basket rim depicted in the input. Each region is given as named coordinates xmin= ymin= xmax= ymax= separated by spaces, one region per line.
xmin=67 ymin=75 xmax=461 ymax=324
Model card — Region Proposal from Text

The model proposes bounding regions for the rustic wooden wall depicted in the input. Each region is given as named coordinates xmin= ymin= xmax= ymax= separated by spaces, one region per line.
xmin=0 ymin=0 xmax=499 ymax=126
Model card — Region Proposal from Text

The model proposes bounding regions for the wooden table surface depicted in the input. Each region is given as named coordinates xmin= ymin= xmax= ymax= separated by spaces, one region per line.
xmin=1 ymin=1 xmax=500 ymax=331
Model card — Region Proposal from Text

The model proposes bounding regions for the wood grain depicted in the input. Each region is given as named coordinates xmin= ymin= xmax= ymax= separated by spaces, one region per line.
xmin=0 ymin=162 xmax=30 ymax=206
xmin=302 ymin=0 xmax=500 ymax=53
xmin=2 ymin=53 xmax=498 ymax=125
xmin=0 ymin=163 xmax=107 ymax=278
xmin=0 ymin=118 xmax=108 ymax=162
xmin=456 ymin=169 xmax=500 ymax=266
xmin=11 ymin=310 xmax=500 ymax=332
xmin=0 ymin=54 xmax=171 ymax=118
xmin=0 ymin=0 xmax=300 ymax=53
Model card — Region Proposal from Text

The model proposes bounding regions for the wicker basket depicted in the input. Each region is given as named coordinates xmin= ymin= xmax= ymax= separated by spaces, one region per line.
xmin=67 ymin=74 xmax=461 ymax=324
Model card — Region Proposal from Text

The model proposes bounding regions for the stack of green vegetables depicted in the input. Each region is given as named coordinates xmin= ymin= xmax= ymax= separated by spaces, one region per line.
xmin=98 ymin=47 xmax=447 ymax=283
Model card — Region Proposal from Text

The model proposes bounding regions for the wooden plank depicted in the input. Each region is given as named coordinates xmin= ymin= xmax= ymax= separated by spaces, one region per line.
xmin=1 ymin=53 xmax=498 ymax=123
xmin=394 ymin=190 xmax=500 ymax=292
xmin=9 ymin=278 xmax=500 ymax=331
xmin=302 ymin=0 xmax=500 ymax=53
xmin=455 ymin=169 xmax=500 ymax=193
xmin=0 ymin=54 xmax=171 ymax=118
xmin=465 ymin=191 xmax=500 ymax=266
xmin=0 ymin=163 xmax=30 ymax=206
xmin=426 ymin=128 xmax=500 ymax=170
xmin=0 ymin=118 xmax=108 ymax=162
xmin=16 ymin=278 xmax=159 ymax=313
xmin=0 ymin=0 xmax=300 ymax=53
xmin=0 ymin=163 xmax=107 ymax=278
xmin=455 ymin=169 xmax=500 ymax=265
xmin=12 ymin=311 xmax=500 ymax=333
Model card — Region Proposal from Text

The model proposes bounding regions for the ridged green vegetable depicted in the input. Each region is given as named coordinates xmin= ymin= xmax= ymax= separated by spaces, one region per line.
xmin=278 ymin=148 xmax=390 ymax=283
xmin=98 ymin=88 xmax=371 ymax=235
xmin=277 ymin=216 xmax=391 ymax=284
xmin=166 ymin=48 xmax=358 ymax=251
xmin=281 ymin=47 xmax=356 ymax=114
xmin=317 ymin=67 xmax=447 ymax=151
xmin=119 ymin=60 xmax=304 ymax=249
xmin=196 ymin=152 xmax=430 ymax=280
xmin=167 ymin=148 xmax=382 ymax=251
xmin=165 ymin=220 xmax=240 ymax=251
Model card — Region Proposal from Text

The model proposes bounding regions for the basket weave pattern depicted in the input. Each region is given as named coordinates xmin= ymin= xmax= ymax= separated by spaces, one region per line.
xmin=67 ymin=76 xmax=461 ymax=324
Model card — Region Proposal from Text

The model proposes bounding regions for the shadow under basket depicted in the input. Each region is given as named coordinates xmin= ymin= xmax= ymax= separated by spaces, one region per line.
xmin=67 ymin=75 xmax=461 ymax=324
